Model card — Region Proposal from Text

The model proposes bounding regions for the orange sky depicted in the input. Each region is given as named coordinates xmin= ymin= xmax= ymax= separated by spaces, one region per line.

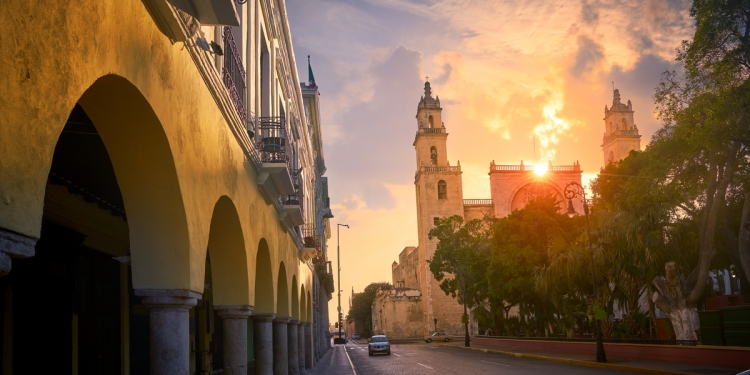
xmin=287 ymin=0 xmax=695 ymax=325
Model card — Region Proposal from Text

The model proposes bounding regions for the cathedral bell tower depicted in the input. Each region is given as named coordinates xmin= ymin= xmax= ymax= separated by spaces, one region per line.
xmin=413 ymin=80 xmax=466 ymax=336
xmin=602 ymin=88 xmax=641 ymax=165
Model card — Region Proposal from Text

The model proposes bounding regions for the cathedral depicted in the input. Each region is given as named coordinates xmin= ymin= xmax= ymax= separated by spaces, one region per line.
xmin=371 ymin=81 xmax=642 ymax=338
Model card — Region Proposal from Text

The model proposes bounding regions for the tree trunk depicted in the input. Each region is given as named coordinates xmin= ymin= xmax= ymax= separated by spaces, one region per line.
xmin=652 ymin=262 xmax=699 ymax=341
xmin=647 ymin=283 xmax=657 ymax=340
xmin=738 ymin=192 xmax=750 ymax=284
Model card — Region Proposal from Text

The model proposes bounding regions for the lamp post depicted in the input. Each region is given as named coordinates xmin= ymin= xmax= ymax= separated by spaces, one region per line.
xmin=564 ymin=181 xmax=606 ymax=363
xmin=336 ymin=223 xmax=349 ymax=344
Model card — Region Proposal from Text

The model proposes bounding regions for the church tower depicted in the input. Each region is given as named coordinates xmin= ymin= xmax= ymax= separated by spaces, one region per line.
xmin=413 ymin=80 xmax=466 ymax=335
xmin=602 ymin=88 xmax=641 ymax=165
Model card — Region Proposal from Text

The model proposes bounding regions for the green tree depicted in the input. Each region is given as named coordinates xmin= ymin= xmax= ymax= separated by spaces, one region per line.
xmin=428 ymin=215 xmax=493 ymax=345
xmin=489 ymin=195 xmax=585 ymax=337
xmin=346 ymin=282 xmax=392 ymax=338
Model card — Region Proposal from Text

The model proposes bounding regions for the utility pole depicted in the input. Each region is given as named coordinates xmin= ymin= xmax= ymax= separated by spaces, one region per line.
xmin=336 ymin=223 xmax=349 ymax=344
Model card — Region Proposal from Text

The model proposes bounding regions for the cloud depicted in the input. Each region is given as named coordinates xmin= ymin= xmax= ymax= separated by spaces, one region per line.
xmin=324 ymin=46 xmax=424 ymax=209
xmin=286 ymin=0 xmax=696 ymax=322
xmin=569 ymin=36 xmax=605 ymax=79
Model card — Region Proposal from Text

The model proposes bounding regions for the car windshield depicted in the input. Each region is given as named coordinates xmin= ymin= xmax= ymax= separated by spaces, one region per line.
xmin=371 ymin=337 xmax=388 ymax=343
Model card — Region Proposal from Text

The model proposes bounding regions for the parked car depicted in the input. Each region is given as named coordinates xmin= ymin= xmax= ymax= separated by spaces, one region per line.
xmin=352 ymin=333 xmax=361 ymax=340
xmin=423 ymin=332 xmax=453 ymax=343
xmin=368 ymin=335 xmax=391 ymax=356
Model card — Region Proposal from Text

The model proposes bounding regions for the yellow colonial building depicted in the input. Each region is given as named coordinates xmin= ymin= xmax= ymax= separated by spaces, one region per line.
xmin=0 ymin=0 xmax=335 ymax=374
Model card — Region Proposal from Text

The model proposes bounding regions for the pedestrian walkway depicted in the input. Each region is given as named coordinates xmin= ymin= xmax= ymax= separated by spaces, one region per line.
xmin=307 ymin=345 xmax=356 ymax=375
xmin=439 ymin=341 xmax=742 ymax=375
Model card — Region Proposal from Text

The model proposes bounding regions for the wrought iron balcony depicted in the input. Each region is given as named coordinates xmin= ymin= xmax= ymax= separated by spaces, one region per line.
xmin=257 ymin=117 xmax=289 ymax=165
xmin=222 ymin=27 xmax=247 ymax=124
xmin=280 ymin=190 xmax=304 ymax=228
xmin=417 ymin=127 xmax=446 ymax=135
xmin=301 ymin=223 xmax=323 ymax=259
xmin=256 ymin=117 xmax=296 ymax=204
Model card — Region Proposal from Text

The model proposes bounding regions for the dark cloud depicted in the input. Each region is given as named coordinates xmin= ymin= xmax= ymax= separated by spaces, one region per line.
xmin=610 ymin=54 xmax=680 ymax=99
xmin=324 ymin=46 xmax=425 ymax=209
xmin=580 ymin=0 xmax=599 ymax=25
xmin=569 ymin=35 xmax=604 ymax=78
xmin=431 ymin=63 xmax=452 ymax=85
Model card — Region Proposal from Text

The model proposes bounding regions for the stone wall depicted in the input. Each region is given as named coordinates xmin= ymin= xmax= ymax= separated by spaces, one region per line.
xmin=371 ymin=289 xmax=424 ymax=338
xmin=392 ymin=246 xmax=420 ymax=289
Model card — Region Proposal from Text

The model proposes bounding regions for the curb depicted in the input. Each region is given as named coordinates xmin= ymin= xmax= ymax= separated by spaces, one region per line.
xmin=437 ymin=344 xmax=695 ymax=375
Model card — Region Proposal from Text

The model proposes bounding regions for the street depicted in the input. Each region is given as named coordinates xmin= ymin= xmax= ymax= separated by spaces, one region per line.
xmin=308 ymin=341 xmax=636 ymax=375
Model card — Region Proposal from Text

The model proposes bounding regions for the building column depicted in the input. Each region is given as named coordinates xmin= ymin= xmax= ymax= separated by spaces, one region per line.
xmin=253 ymin=314 xmax=275 ymax=375
xmin=297 ymin=322 xmax=305 ymax=372
xmin=287 ymin=320 xmax=300 ymax=375
xmin=0 ymin=228 xmax=36 ymax=276
xmin=304 ymin=322 xmax=313 ymax=369
xmin=273 ymin=316 xmax=290 ymax=375
xmin=135 ymin=289 xmax=200 ymax=375
xmin=216 ymin=305 xmax=253 ymax=375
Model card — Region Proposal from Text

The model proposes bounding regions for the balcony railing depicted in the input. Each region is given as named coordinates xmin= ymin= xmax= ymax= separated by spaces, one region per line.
xmin=257 ymin=117 xmax=289 ymax=165
xmin=422 ymin=166 xmax=461 ymax=173
xmin=464 ymin=199 xmax=493 ymax=206
xmin=302 ymin=223 xmax=322 ymax=257
xmin=551 ymin=165 xmax=574 ymax=171
xmin=418 ymin=127 xmax=446 ymax=134
xmin=222 ymin=27 xmax=247 ymax=124
xmin=603 ymin=129 xmax=640 ymax=144
xmin=491 ymin=163 xmax=581 ymax=172
xmin=493 ymin=165 xmax=521 ymax=171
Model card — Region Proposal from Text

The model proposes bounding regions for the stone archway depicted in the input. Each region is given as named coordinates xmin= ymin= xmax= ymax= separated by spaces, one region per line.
xmin=509 ymin=182 xmax=565 ymax=212
xmin=291 ymin=275 xmax=299 ymax=320
xmin=277 ymin=263 xmax=290 ymax=317
xmin=254 ymin=239 xmax=275 ymax=313
xmin=207 ymin=196 xmax=250 ymax=306
xmin=77 ymin=75 xmax=192 ymax=290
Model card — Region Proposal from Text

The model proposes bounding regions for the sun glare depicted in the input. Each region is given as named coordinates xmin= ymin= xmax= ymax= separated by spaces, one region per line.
xmin=533 ymin=164 xmax=548 ymax=176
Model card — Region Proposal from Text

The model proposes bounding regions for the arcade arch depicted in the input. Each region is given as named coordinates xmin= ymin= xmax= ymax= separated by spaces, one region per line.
xmin=254 ymin=239 xmax=275 ymax=313
xmin=207 ymin=196 xmax=250 ymax=305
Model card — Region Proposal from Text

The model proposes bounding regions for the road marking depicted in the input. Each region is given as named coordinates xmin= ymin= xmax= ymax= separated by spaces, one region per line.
xmin=343 ymin=346 xmax=358 ymax=375
xmin=393 ymin=353 xmax=401 ymax=357
xmin=417 ymin=363 xmax=433 ymax=369
xmin=481 ymin=360 xmax=510 ymax=367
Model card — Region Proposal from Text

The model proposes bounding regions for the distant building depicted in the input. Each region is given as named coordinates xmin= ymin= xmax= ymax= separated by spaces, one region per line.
xmin=602 ymin=89 xmax=642 ymax=165
xmin=379 ymin=80 xmax=587 ymax=337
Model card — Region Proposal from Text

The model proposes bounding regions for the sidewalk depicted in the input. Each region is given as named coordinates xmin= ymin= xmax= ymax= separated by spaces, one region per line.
xmin=439 ymin=341 xmax=742 ymax=375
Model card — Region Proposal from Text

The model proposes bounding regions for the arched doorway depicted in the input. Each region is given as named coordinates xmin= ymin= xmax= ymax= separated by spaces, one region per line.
xmin=0 ymin=74 xmax=191 ymax=374
xmin=190 ymin=196 xmax=249 ymax=374
xmin=291 ymin=276 xmax=299 ymax=321
xmin=277 ymin=263 xmax=289 ymax=318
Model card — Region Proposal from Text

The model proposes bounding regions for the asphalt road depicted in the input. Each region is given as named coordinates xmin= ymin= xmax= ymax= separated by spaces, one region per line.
xmin=308 ymin=340 xmax=637 ymax=375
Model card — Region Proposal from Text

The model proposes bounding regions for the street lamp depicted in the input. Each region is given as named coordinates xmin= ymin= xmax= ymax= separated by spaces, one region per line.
xmin=564 ymin=181 xmax=607 ymax=363
xmin=335 ymin=223 xmax=349 ymax=345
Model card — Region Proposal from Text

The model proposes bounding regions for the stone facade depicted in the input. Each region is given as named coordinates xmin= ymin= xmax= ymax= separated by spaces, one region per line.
xmin=372 ymin=289 xmax=425 ymax=338
xmin=602 ymin=89 xmax=642 ymax=165
xmin=385 ymin=81 xmax=586 ymax=338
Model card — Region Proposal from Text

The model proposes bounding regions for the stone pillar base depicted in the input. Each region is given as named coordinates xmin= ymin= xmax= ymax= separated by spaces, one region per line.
xmin=216 ymin=305 xmax=253 ymax=375
xmin=135 ymin=289 xmax=201 ymax=375
xmin=273 ymin=316 xmax=290 ymax=375
xmin=297 ymin=322 xmax=306 ymax=373
xmin=0 ymin=228 xmax=36 ymax=276
xmin=253 ymin=314 xmax=275 ymax=375
xmin=287 ymin=319 xmax=300 ymax=375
